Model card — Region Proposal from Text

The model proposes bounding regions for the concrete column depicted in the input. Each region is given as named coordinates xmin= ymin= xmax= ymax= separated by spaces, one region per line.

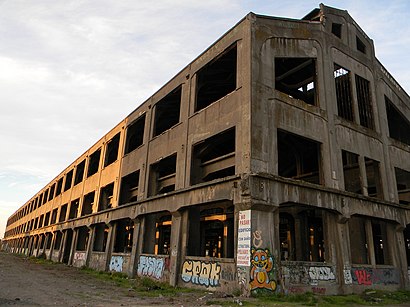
xmin=365 ymin=220 xmax=376 ymax=266
xmin=392 ymin=224 xmax=409 ymax=289
xmin=48 ymin=232 xmax=57 ymax=260
xmin=104 ymin=223 xmax=116 ymax=271
xmin=35 ymin=235 xmax=43 ymax=257
xmin=334 ymin=214 xmax=353 ymax=294
xmin=59 ymin=231 xmax=67 ymax=263
xmin=169 ymin=210 xmax=188 ymax=287
xmin=129 ymin=217 xmax=144 ymax=277
xmin=85 ymin=226 xmax=95 ymax=267
xmin=27 ymin=236 xmax=34 ymax=256
xmin=41 ymin=233 xmax=49 ymax=256
xmin=68 ymin=228 xmax=79 ymax=265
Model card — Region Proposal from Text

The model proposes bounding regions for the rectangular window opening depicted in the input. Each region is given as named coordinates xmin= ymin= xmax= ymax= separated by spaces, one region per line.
xmin=74 ymin=160 xmax=85 ymax=185
xmin=365 ymin=157 xmax=383 ymax=199
xmin=49 ymin=184 xmax=55 ymax=201
xmin=104 ymin=133 xmax=120 ymax=167
xmin=98 ymin=183 xmax=114 ymax=211
xmin=124 ymin=115 xmax=145 ymax=154
xmin=153 ymin=86 xmax=182 ymax=137
xmin=356 ymin=36 xmax=366 ymax=54
xmin=76 ymin=226 xmax=90 ymax=251
xmin=149 ymin=154 xmax=177 ymax=196
xmin=394 ymin=168 xmax=410 ymax=205
xmin=56 ymin=178 xmax=63 ymax=196
xmin=191 ymin=128 xmax=235 ymax=185
xmin=385 ymin=97 xmax=410 ymax=146
xmin=59 ymin=204 xmax=68 ymax=223
xmin=44 ymin=212 xmax=50 ymax=227
xmin=334 ymin=64 xmax=354 ymax=121
xmin=93 ymin=223 xmax=109 ymax=252
xmin=68 ymin=199 xmax=79 ymax=220
xmin=355 ymin=75 xmax=374 ymax=129
xmin=54 ymin=232 xmax=63 ymax=250
xmin=342 ymin=150 xmax=362 ymax=194
xmin=119 ymin=171 xmax=140 ymax=205
xmin=81 ymin=191 xmax=95 ymax=216
xmin=64 ymin=170 xmax=73 ymax=192
xmin=332 ymin=23 xmax=342 ymax=38
xmin=372 ymin=221 xmax=390 ymax=265
xmin=278 ymin=130 xmax=322 ymax=185
xmin=349 ymin=216 xmax=369 ymax=264
xmin=195 ymin=44 xmax=237 ymax=112
xmin=51 ymin=208 xmax=58 ymax=225
xmin=275 ymin=57 xmax=317 ymax=106
xmin=87 ymin=149 xmax=101 ymax=177
xmin=113 ymin=218 xmax=134 ymax=253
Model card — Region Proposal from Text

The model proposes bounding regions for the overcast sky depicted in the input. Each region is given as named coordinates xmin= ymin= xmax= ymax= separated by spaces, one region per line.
xmin=1 ymin=0 xmax=410 ymax=239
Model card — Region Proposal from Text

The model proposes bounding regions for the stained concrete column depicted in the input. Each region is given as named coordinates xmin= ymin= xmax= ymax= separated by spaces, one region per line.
xmin=85 ymin=226 xmax=95 ymax=267
xmin=129 ymin=217 xmax=144 ymax=277
xmin=365 ymin=220 xmax=376 ymax=266
xmin=58 ymin=231 xmax=67 ymax=263
xmin=169 ymin=210 xmax=188 ymax=287
xmin=104 ymin=223 xmax=116 ymax=271
xmin=68 ymin=228 xmax=79 ymax=265
xmin=48 ymin=232 xmax=56 ymax=260
xmin=27 ymin=236 xmax=34 ymax=256
xmin=42 ymin=233 xmax=49 ymax=256
xmin=392 ymin=224 xmax=409 ymax=289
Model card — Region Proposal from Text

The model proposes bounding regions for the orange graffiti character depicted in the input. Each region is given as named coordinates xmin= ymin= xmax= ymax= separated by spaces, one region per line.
xmin=250 ymin=248 xmax=276 ymax=291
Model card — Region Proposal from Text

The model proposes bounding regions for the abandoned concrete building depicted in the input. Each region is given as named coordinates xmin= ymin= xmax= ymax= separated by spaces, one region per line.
xmin=3 ymin=4 xmax=410 ymax=295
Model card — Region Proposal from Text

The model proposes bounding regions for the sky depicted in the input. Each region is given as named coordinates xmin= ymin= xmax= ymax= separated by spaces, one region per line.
xmin=1 ymin=0 xmax=410 ymax=239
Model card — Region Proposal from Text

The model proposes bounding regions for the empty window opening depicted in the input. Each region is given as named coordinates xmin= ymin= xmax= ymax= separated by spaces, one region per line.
xmin=104 ymin=133 xmax=120 ymax=167
xmin=395 ymin=168 xmax=410 ymax=205
xmin=45 ymin=232 xmax=52 ymax=249
xmin=149 ymin=154 xmax=177 ymax=196
xmin=98 ymin=183 xmax=114 ymax=211
xmin=153 ymin=86 xmax=182 ymax=137
xmin=342 ymin=150 xmax=362 ymax=194
xmin=196 ymin=44 xmax=237 ymax=112
xmin=278 ymin=130 xmax=321 ymax=184
xmin=93 ymin=223 xmax=109 ymax=252
xmin=279 ymin=213 xmax=295 ymax=261
xmin=81 ymin=191 xmax=95 ymax=216
xmin=76 ymin=226 xmax=90 ymax=251
xmin=64 ymin=170 xmax=73 ymax=192
xmin=59 ymin=204 xmax=68 ymax=222
xmin=356 ymin=36 xmax=366 ymax=54
xmin=372 ymin=221 xmax=390 ymax=265
xmin=49 ymin=184 xmax=55 ymax=201
xmin=334 ymin=64 xmax=354 ymax=121
xmin=39 ymin=234 xmax=45 ymax=250
xmin=191 ymin=128 xmax=235 ymax=185
xmin=74 ymin=160 xmax=85 ymax=186
xmin=187 ymin=205 xmax=234 ymax=258
xmin=54 ymin=231 xmax=63 ymax=250
xmin=355 ymin=75 xmax=374 ymax=129
xmin=51 ymin=208 xmax=58 ymax=225
xmin=275 ymin=57 xmax=317 ymax=106
xmin=87 ymin=149 xmax=101 ymax=177
xmin=113 ymin=218 xmax=134 ymax=253
xmin=331 ymin=23 xmax=342 ymax=38
xmin=385 ymin=97 xmax=410 ymax=146
xmin=404 ymin=225 xmax=410 ymax=267
xmin=42 ymin=190 xmax=48 ymax=205
xmin=44 ymin=212 xmax=50 ymax=227
xmin=125 ymin=115 xmax=145 ymax=154
xmin=68 ymin=199 xmax=79 ymax=220
xmin=142 ymin=212 xmax=171 ymax=255
xmin=119 ymin=171 xmax=140 ymax=205
xmin=56 ymin=178 xmax=63 ymax=196
xmin=38 ymin=215 xmax=44 ymax=229
xmin=365 ymin=157 xmax=383 ymax=199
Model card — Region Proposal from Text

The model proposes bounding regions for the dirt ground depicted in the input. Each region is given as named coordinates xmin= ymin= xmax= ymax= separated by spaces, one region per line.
xmin=0 ymin=252 xmax=234 ymax=307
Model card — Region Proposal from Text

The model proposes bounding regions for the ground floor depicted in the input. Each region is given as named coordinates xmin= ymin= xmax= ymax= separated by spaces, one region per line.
xmin=2 ymin=176 xmax=410 ymax=296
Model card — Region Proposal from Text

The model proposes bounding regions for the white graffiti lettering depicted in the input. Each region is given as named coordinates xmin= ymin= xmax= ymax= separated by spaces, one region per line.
xmin=181 ymin=260 xmax=221 ymax=287
xmin=137 ymin=255 xmax=165 ymax=280
xmin=308 ymin=266 xmax=335 ymax=281
xmin=109 ymin=256 xmax=124 ymax=272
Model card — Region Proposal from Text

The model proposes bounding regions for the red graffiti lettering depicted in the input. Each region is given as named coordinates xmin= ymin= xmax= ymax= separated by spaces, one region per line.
xmin=354 ymin=270 xmax=372 ymax=285
xmin=312 ymin=287 xmax=326 ymax=294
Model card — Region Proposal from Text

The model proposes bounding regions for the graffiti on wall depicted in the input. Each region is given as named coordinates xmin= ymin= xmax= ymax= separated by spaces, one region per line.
xmin=344 ymin=267 xmax=353 ymax=285
xmin=249 ymin=248 xmax=276 ymax=291
xmin=74 ymin=252 xmax=86 ymax=261
xmin=282 ymin=265 xmax=336 ymax=286
xmin=351 ymin=268 xmax=400 ymax=286
xmin=181 ymin=260 xmax=221 ymax=287
xmin=109 ymin=256 xmax=124 ymax=272
xmin=308 ymin=266 xmax=335 ymax=283
xmin=252 ymin=230 xmax=263 ymax=248
xmin=137 ymin=255 xmax=165 ymax=280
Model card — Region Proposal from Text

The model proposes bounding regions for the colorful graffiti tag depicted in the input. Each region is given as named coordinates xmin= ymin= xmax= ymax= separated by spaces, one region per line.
xmin=137 ymin=255 xmax=165 ymax=280
xmin=109 ymin=255 xmax=124 ymax=272
xmin=181 ymin=260 xmax=221 ymax=287
xmin=351 ymin=268 xmax=399 ymax=286
xmin=249 ymin=248 xmax=276 ymax=291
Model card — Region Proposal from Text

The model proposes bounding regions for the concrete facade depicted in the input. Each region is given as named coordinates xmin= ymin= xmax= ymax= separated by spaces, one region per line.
xmin=3 ymin=4 xmax=410 ymax=296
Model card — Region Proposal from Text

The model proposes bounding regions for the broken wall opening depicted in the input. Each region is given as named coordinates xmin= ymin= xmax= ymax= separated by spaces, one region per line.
xmin=56 ymin=178 xmax=63 ymax=196
xmin=45 ymin=232 xmax=52 ymax=250
xmin=64 ymin=170 xmax=73 ymax=192
xmin=87 ymin=148 xmax=101 ymax=177
xmin=113 ymin=218 xmax=134 ymax=253
xmin=365 ymin=157 xmax=383 ymax=199
xmin=81 ymin=191 xmax=95 ymax=216
xmin=187 ymin=204 xmax=234 ymax=258
xmin=74 ymin=160 xmax=85 ymax=186
xmin=394 ymin=167 xmax=410 ymax=205
xmin=51 ymin=208 xmax=58 ymax=224
xmin=385 ymin=97 xmax=410 ymax=146
xmin=191 ymin=127 xmax=235 ymax=185
xmin=356 ymin=36 xmax=366 ymax=54
xmin=349 ymin=216 xmax=370 ymax=264
xmin=342 ymin=150 xmax=362 ymax=194
xmin=195 ymin=44 xmax=237 ymax=112
xmin=49 ymin=184 xmax=55 ymax=201
xmin=98 ymin=183 xmax=114 ymax=211
xmin=332 ymin=23 xmax=342 ymax=38
xmin=142 ymin=212 xmax=171 ymax=255
xmin=355 ymin=75 xmax=374 ymax=129
xmin=279 ymin=206 xmax=325 ymax=262
xmin=68 ymin=199 xmax=79 ymax=220
xmin=42 ymin=190 xmax=48 ymax=205
xmin=104 ymin=133 xmax=120 ymax=167
xmin=54 ymin=231 xmax=62 ymax=250
xmin=153 ymin=86 xmax=182 ymax=136
xmin=124 ymin=114 xmax=145 ymax=154
xmin=93 ymin=223 xmax=109 ymax=252
xmin=149 ymin=154 xmax=177 ymax=196
xmin=334 ymin=64 xmax=354 ymax=121
xmin=275 ymin=57 xmax=317 ymax=105
xmin=44 ymin=212 xmax=50 ymax=227
xmin=59 ymin=204 xmax=68 ymax=222
xmin=278 ymin=130 xmax=321 ymax=184
xmin=119 ymin=171 xmax=140 ymax=205
xmin=76 ymin=226 xmax=90 ymax=251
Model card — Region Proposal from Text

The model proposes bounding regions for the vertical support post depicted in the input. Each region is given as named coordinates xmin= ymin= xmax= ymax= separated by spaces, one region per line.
xmin=169 ymin=210 xmax=188 ymax=287
xmin=104 ymin=223 xmax=115 ymax=271
xmin=68 ymin=228 xmax=79 ymax=265
xmin=85 ymin=225 xmax=95 ymax=267
xmin=129 ymin=217 xmax=144 ymax=277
